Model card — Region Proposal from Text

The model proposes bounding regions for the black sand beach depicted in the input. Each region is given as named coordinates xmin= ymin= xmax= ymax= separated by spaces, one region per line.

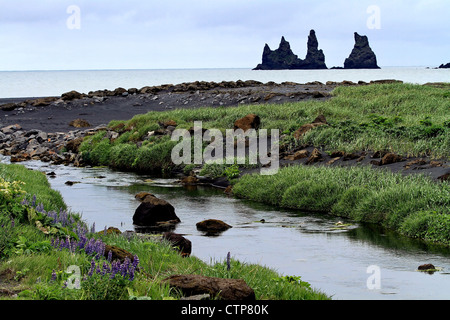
xmin=0 ymin=81 xmax=335 ymax=133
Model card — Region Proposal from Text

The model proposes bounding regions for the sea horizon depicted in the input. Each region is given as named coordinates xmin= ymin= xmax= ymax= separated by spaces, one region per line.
xmin=0 ymin=66 xmax=448 ymax=99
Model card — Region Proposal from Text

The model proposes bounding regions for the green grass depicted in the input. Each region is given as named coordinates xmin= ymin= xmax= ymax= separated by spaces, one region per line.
xmin=80 ymin=83 xmax=449 ymax=175
xmin=0 ymin=163 xmax=66 ymax=211
xmin=232 ymin=165 xmax=450 ymax=245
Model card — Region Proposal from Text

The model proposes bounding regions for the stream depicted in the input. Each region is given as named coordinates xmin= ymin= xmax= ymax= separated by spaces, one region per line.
xmin=5 ymin=157 xmax=450 ymax=300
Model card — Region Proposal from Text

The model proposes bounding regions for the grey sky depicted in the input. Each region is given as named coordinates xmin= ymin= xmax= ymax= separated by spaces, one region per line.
xmin=0 ymin=0 xmax=449 ymax=70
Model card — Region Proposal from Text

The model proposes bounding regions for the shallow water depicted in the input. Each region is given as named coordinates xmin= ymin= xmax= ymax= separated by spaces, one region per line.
xmin=8 ymin=158 xmax=450 ymax=300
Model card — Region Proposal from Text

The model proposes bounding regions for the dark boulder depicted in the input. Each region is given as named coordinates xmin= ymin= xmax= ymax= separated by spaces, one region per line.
xmin=104 ymin=244 xmax=135 ymax=263
xmin=234 ymin=114 xmax=260 ymax=132
xmin=133 ymin=195 xmax=180 ymax=228
xmin=196 ymin=219 xmax=232 ymax=234
xmin=254 ymin=30 xmax=327 ymax=70
xmin=61 ymin=90 xmax=83 ymax=101
xmin=438 ymin=63 xmax=450 ymax=69
xmin=344 ymin=32 xmax=380 ymax=69
xmin=162 ymin=232 xmax=192 ymax=257
xmin=418 ymin=263 xmax=436 ymax=271
xmin=163 ymin=274 xmax=255 ymax=300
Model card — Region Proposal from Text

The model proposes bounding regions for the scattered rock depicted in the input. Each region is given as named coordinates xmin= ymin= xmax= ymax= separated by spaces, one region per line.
xmin=163 ymin=274 xmax=255 ymax=300
xmin=65 ymin=181 xmax=81 ymax=186
xmin=344 ymin=32 xmax=380 ymax=69
xmin=98 ymin=227 xmax=122 ymax=236
xmin=69 ymin=119 xmax=91 ymax=128
xmin=224 ymin=185 xmax=233 ymax=195
xmin=1 ymin=124 xmax=22 ymax=135
xmin=293 ymin=115 xmax=327 ymax=139
xmin=196 ymin=219 xmax=232 ymax=234
xmin=61 ymin=90 xmax=83 ymax=101
xmin=104 ymin=244 xmax=135 ymax=263
xmin=32 ymin=97 xmax=58 ymax=107
xmin=181 ymin=176 xmax=199 ymax=185
xmin=162 ymin=232 xmax=192 ymax=257
xmin=0 ymin=103 xmax=18 ymax=112
xmin=326 ymin=157 xmax=341 ymax=165
xmin=234 ymin=114 xmax=260 ymax=132
xmin=284 ymin=149 xmax=309 ymax=161
xmin=381 ymin=153 xmax=404 ymax=165
xmin=305 ymin=148 xmax=323 ymax=165
xmin=418 ymin=264 xmax=436 ymax=271
xmin=65 ymin=137 xmax=84 ymax=153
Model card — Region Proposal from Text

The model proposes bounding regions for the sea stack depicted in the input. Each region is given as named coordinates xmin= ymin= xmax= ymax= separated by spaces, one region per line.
xmin=344 ymin=32 xmax=380 ymax=69
xmin=254 ymin=30 xmax=327 ymax=70
xmin=438 ymin=63 xmax=450 ymax=69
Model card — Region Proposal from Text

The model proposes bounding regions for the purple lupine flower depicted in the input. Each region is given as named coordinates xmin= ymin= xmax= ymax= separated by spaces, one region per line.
xmin=51 ymin=270 xmax=57 ymax=282
xmin=35 ymin=203 xmax=45 ymax=213
xmin=120 ymin=257 xmax=130 ymax=277
xmin=90 ymin=222 xmax=96 ymax=234
xmin=107 ymin=250 xmax=113 ymax=263
xmin=102 ymin=262 xmax=110 ymax=276
xmin=31 ymin=195 xmax=36 ymax=207
xmin=88 ymin=258 xmax=96 ymax=277
xmin=110 ymin=260 xmax=120 ymax=279
xmin=132 ymin=255 xmax=140 ymax=270
xmin=227 ymin=252 xmax=231 ymax=271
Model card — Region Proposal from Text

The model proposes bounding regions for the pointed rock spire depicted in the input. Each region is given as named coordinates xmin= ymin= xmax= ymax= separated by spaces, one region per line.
xmin=344 ymin=32 xmax=380 ymax=69
xmin=254 ymin=30 xmax=327 ymax=70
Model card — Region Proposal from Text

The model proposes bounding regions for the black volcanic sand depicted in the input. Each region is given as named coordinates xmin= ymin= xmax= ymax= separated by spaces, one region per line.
xmin=0 ymin=81 xmax=335 ymax=133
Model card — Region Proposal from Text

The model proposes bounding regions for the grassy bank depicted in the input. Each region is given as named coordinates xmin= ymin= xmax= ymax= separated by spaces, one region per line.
xmin=232 ymin=165 xmax=450 ymax=245
xmin=79 ymin=83 xmax=449 ymax=174
xmin=0 ymin=163 xmax=329 ymax=300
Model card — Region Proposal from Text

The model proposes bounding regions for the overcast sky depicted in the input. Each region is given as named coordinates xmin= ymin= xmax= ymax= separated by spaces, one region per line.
xmin=0 ymin=0 xmax=449 ymax=71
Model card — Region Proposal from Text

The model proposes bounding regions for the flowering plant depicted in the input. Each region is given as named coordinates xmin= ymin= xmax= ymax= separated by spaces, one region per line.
xmin=0 ymin=177 xmax=26 ymax=221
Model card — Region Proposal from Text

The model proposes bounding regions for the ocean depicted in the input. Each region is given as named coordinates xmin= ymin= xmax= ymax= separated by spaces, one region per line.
xmin=0 ymin=67 xmax=448 ymax=99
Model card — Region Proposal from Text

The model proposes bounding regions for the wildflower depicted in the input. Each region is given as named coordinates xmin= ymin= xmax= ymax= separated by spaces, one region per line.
xmin=88 ymin=258 xmax=96 ymax=277
xmin=51 ymin=269 xmax=57 ymax=282
xmin=227 ymin=252 xmax=231 ymax=271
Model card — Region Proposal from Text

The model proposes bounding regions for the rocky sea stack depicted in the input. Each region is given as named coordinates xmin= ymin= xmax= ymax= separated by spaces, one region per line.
xmin=344 ymin=32 xmax=380 ymax=69
xmin=438 ymin=63 xmax=450 ymax=69
xmin=254 ymin=30 xmax=327 ymax=70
